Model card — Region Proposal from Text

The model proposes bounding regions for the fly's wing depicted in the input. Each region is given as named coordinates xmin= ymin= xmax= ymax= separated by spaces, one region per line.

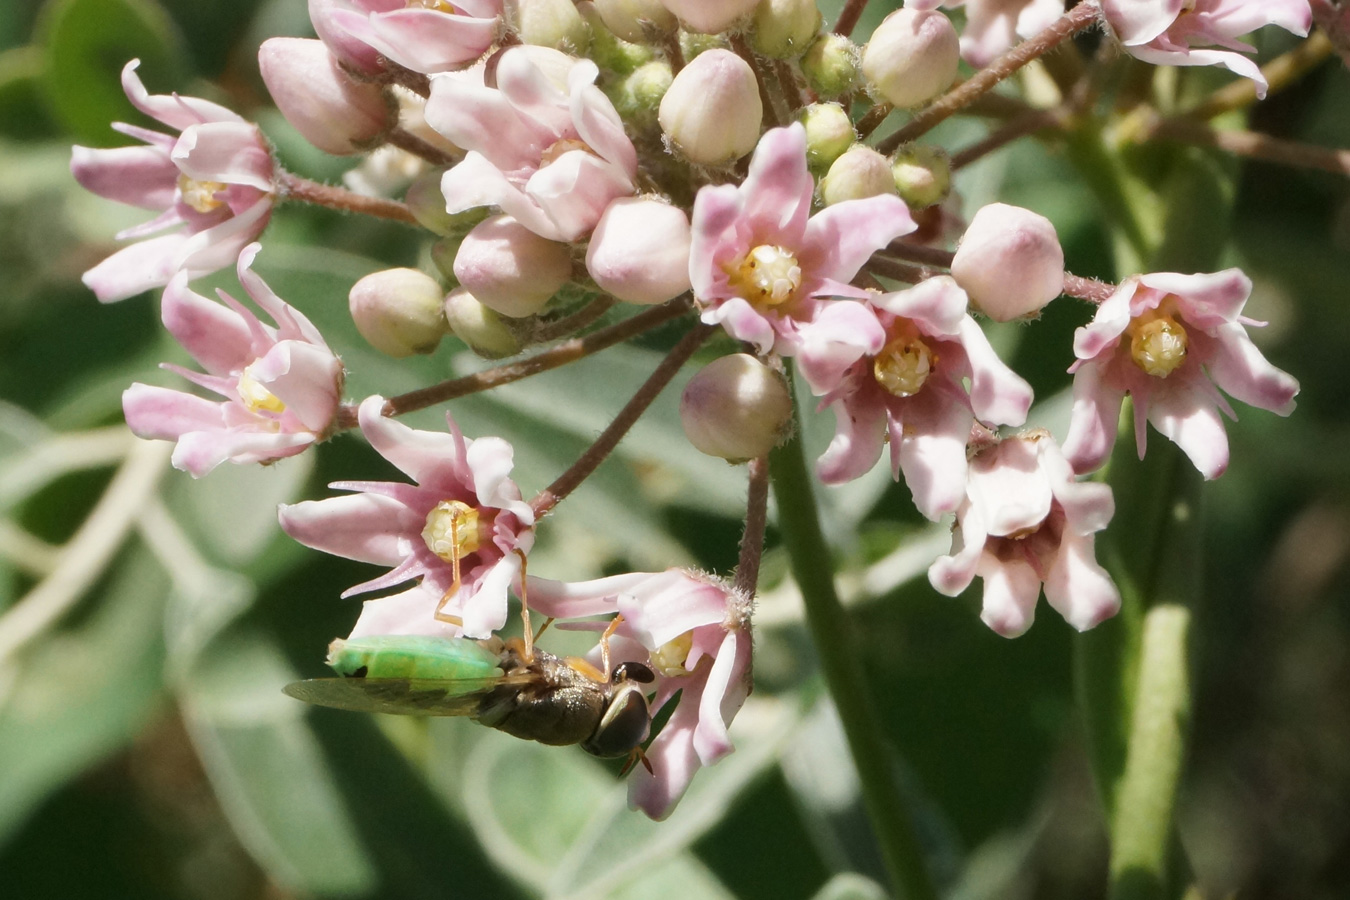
xmin=283 ymin=672 xmax=537 ymax=717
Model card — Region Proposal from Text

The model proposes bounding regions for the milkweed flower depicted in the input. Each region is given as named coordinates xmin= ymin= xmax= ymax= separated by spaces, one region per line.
xmin=1062 ymin=269 xmax=1300 ymax=480
xmin=71 ymin=61 xmax=274 ymax=303
xmin=309 ymin=0 xmax=504 ymax=76
xmin=121 ymin=244 xmax=343 ymax=476
xmin=278 ymin=395 xmax=535 ymax=640
xmin=427 ymin=46 xmax=637 ymax=242
xmin=689 ymin=123 xmax=916 ymax=392
xmin=1101 ymin=0 xmax=1313 ymax=98
xmin=526 ymin=568 xmax=753 ymax=820
xmin=904 ymin=0 xmax=1066 ymax=67
xmin=930 ymin=430 xmax=1120 ymax=638
xmin=816 ymin=277 xmax=1033 ymax=519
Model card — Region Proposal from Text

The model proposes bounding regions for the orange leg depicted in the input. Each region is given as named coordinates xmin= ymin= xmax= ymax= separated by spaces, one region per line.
xmin=598 ymin=613 xmax=625 ymax=680
xmin=514 ymin=549 xmax=535 ymax=662
xmin=433 ymin=513 xmax=464 ymax=626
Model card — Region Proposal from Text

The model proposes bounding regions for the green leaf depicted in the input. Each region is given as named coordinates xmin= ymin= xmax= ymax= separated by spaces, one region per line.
xmin=37 ymin=0 xmax=187 ymax=146
xmin=0 ymin=540 xmax=168 ymax=845
xmin=0 ymin=47 xmax=57 ymax=140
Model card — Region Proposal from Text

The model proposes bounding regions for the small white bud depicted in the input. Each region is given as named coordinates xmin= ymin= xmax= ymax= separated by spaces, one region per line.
xmin=591 ymin=0 xmax=677 ymax=42
xmin=349 ymin=268 xmax=448 ymax=357
xmin=661 ymin=0 xmax=759 ymax=35
xmin=890 ymin=144 xmax=951 ymax=209
xmin=508 ymin=0 xmax=592 ymax=54
xmin=820 ymin=144 xmax=898 ymax=206
xmin=453 ymin=215 xmax=574 ymax=319
xmin=862 ymin=9 xmax=960 ymax=108
xmin=586 ymin=197 xmax=691 ymax=304
xmin=680 ymin=354 xmax=792 ymax=462
xmin=258 ymin=38 xmax=393 ymax=155
xmin=950 ymin=203 xmax=1065 ymax=321
xmin=658 ymin=49 xmax=763 ymax=166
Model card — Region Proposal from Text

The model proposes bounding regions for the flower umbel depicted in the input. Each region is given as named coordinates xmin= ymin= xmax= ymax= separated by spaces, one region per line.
xmin=278 ymin=395 xmax=535 ymax=639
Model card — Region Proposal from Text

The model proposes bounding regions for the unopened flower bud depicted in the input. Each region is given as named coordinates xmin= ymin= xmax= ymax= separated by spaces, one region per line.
xmin=659 ymin=49 xmax=762 ymax=166
xmin=820 ymin=144 xmax=898 ymax=205
xmin=508 ymin=0 xmax=591 ymax=53
xmin=349 ymin=268 xmax=448 ymax=357
xmin=750 ymin=0 xmax=823 ymax=59
xmin=890 ymin=144 xmax=951 ymax=209
xmin=607 ymin=60 xmax=673 ymax=125
xmin=453 ymin=215 xmax=573 ymax=318
xmin=680 ymin=31 xmax=729 ymax=62
xmin=578 ymin=2 xmax=657 ymax=73
xmin=797 ymin=102 xmax=855 ymax=173
xmin=862 ymin=9 xmax=960 ymax=108
xmin=430 ymin=237 xmax=462 ymax=282
xmin=592 ymin=0 xmax=677 ymax=42
xmin=586 ymin=197 xmax=691 ymax=304
xmin=444 ymin=287 xmax=522 ymax=358
xmin=662 ymin=0 xmax=759 ymax=35
xmin=680 ymin=354 xmax=792 ymax=462
xmin=950 ymin=203 xmax=1064 ymax=321
xmin=406 ymin=169 xmax=489 ymax=237
xmin=258 ymin=38 xmax=393 ymax=155
xmin=800 ymin=33 xmax=859 ymax=98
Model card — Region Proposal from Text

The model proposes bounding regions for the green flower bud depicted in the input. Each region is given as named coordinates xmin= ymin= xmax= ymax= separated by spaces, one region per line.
xmin=349 ymin=268 xmax=448 ymax=358
xmin=405 ymin=169 xmax=489 ymax=238
xmin=820 ymin=144 xmax=898 ymax=206
xmin=890 ymin=144 xmax=951 ymax=209
xmin=796 ymin=102 xmax=855 ymax=174
xmin=508 ymin=0 xmax=591 ymax=54
xmin=578 ymin=2 xmax=656 ymax=74
xmin=750 ymin=0 xmax=822 ymax=60
xmin=680 ymin=354 xmax=792 ymax=462
xmin=444 ymin=287 xmax=523 ymax=359
xmin=590 ymin=0 xmax=677 ymax=43
xmin=679 ymin=30 xmax=729 ymax=63
xmin=606 ymin=60 xmax=673 ymax=126
xmin=799 ymin=33 xmax=859 ymax=98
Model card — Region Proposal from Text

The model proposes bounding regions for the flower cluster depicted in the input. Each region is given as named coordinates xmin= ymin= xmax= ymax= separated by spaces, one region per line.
xmin=72 ymin=0 xmax=1308 ymax=821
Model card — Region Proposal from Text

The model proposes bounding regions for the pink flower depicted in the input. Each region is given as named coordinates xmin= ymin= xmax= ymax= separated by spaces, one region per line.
xmin=816 ymin=277 xmax=1033 ymax=520
xmin=427 ymin=46 xmax=637 ymax=242
xmin=1062 ymin=269 xmax=1299 ymax=480
xmin=527 ymin=569 xmax=753 ymax=820
xmin=904 ymin=0 xmax=1066 ymax=66
xmin=310 ymin=0 xmax=503 ymax=76
xmin=929 ymin=430 xmax=1120 ymax=637
xmin=122 ymin=244 xmax=343 ymax=476
xmin=689 ymin=124 xmax=916 ymax=387
xmin=1101 ymin=0 xmax=1312 ymax=98
xmin=278 ymin=395 xmax=535 ymax=640
xmin=70 ymin=61 xmax=274 ymax=303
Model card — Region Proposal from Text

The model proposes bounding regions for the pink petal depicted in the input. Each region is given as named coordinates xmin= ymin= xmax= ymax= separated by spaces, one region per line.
xmin=616 ymin=573 xmax=728 ymax=647
xmin=1074 ymin=279 xmax=1138 ymax=360
xmin=178 ymin=198 xmax=274 ymax=276
xmin=929 ymin=499 xmax=987 ymax=597
xmin=278 ymin=492 xmax=419 ymax=565
xmin=524 ymin=572 xmax=649 ymax=619
xmin=1062 ymin=361 xmax=1125 ymax=476
xmin=71 ymin=144 xmax=177 ymax=210
xmin=123 ymin=383 xmax=225 ymax=439
xmin=171 ymin=428 xmax=313 ymax=476
xmin=798 ymin=193 xmax=916 ymax=284
xmin=628 ymin=678 xmax=703 ymax=819
xmin=1204 ymin=322 xmax=1299 ymax=415
xmin=348 ymin=585 xmax=464 ymax=639
xmin=357 ymin=395 xmax=465 ymax=486
xmin=172 ymin=122 xmax=274 ymax=191
xmin=688 ymin=183 xmax=745 ymax=299
xmin=871 ymin=276 xmax=967 ymax=337
xmin=699 ymin=297 xmax=777 ymax=354
xmin=460 ymin=553 xmax=519 ymax=638
xmin=816 ymin=389 xmax=888 ymax=485
xmin=425 ymin=78 xmax=548 ymax=172
xmin=1040 ymin=439 xmax=1115 ymax=533
xmin=738 ymin=125 xmax=813 ymax=246
xmin=1137 ymin=269 xmax=1250 ymax=328
xmin=967 ymin=438 xmax=1052 ymax=537
xmin=795 ymin=300 xmax=887 ymax=395
xmin=957 ymin=317 xmax=1033 ymax=426
xmin=82 ymin=232 xmax=191 ymax=303
xmin=251 ymin=340 xmax=343 ymax=433
xmin=236 ymin=244 xmax=330 ymax=348
xmin=976 ymin=554 xmax=1043 ymax=638
xmin=895 ymin=383 xmax=975 ymax=520
xmin=569 ymin=73 xmax=637 ymax=177
xmin=465 ymin=435 xmax=534 ymax=524
xmin=525 ymin=150 xmax=632 ymax=241
xmin=333 ymin=7 xmax=500 ymax=73
xmin=1044 ymin=532 xmax=1120 ymax=632
xmin=693 ymin=631 xmax=741 ymax=765
xmin=1128 ymin=43 xmax=1269 ymax=97
xmin=120 ymin=60 xmax=243 ymax=132
xmin=161 ymin=272 xmax=256 ymax=374
xmin=1145 ymin=375 xmax=1231 ymax=479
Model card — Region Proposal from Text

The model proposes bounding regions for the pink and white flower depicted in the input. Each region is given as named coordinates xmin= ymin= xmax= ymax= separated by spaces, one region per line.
xmin=310 ymin=0 xmax=503 ymax=76
xmin=527 ymin=569 xmax=753 ymax=820
xmin=1062 ymin=269 xmax=1300 ymax=480
xmin=903 ymin=0 xmax=1066 ymax=66
xmin=689 ymin=123 xmax=916 ymax=388
xmin=427 ymin=46 xmax=637 ymax=242
xmin=930 ymin=430 xmax=1120 ymax=638
xmin=122 ymin=244 xmax=343 ymax=476
xmin=816 ymin=277 xmax=1033 ymax=520
xmin=278 ymin=395 xmax=535 ymax=640
xmin=71 ymin=61 xmax=274 ymax=303
xmin=1101 ymin=0 xmax=1313 ymax=98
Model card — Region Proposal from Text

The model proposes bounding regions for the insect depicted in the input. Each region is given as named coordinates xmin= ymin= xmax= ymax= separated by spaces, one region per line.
xmin=283 ymin=619 xmax=656 ymax=761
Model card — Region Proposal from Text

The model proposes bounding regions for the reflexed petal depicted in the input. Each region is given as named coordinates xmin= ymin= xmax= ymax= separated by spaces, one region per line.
xmin=1044 ymin=533 xmax=1120 ymax=631
xmin=816 ymin=388 xmax=888 ymax=485
xmin=1062 ymin=361 xmax=1125 ymax=476
xmin=688 ymin=183 xmax=746 ymax=299
xmin=358 ymin=395 xmax=465 ymax=485
xmin=871 ymin=276 xmax=967 ymax=337
xmin=465 ymin=435 xmax=534 ymax=524
xmin=278 ymin=492 xmax=418 ymax=565
xmin=628 ymin=677 xmax=703 ymax=819
xmin=1128 ymin=43 xmax=1269 ymax=97
xmin=252 ymin=340 xmax=343 ymax=433
xmin=120 ymin=60 xmax=243 ymax=131
xmin=1074 ymin=278 xmax=1137 ymax=359
xmin=172 ymin=122 xmax=274 ymax=191
xmin=524 ymin=572 xmax=651 ymax=618
xmin=957 ymin=317 xmax=1033 ymax=426
xmin=967 ymin=438 xmax=1052 ymax=537
xmin=1138 ymin=269 xmax=1251 ymax=328
xmin=929 ymin=499 xmax=986 ymax=596
xmin=160 ymin=272 xmax=256 ymax=375
xmin=569 ymin=69 xmax=637 ymax=176
xmin=71 ymin=144 xmax=177 ymax=210
xmin=82 ymin=232 xmax=191 ymax=303
xmin=123 ymin=383 xmax=225 ymax=440
xmin=896 ymin=383 xmax=974 ymax=520
xmin=1204 ymin=323 xmax=1299 ymax=415
xmin=692 ymin=633 xmax=739 ymax=765
xmin=738 ymin=125 xmax=814 ymax=245
xmin=1146 ymin=375 xmax=1231 ymax=479
xmin=172 ymin=428 xmax=313 ymax=476
xmin=348 ymin=585 xmax=463 ymax=638
xmin=461 ymin=553 xmax=518 ymax=638
xmin=795 ymin=301 xmax=887 ymax=395
xmin=977 ymin=555 xmax=1043 ymax=638
xmin=699 ymin=297 xmax=777 ymax=354
xmin=799 ymin=194 xmax=915 ymax=283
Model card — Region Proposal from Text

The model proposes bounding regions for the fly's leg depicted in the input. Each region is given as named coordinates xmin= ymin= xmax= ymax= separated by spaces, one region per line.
xmin=598 ymin=613 xmax=626 ymax=680
xmin=515 ymin=548 xmax=535 ymax=662
xmin=433 ymin=510 xmax=465 ymax=627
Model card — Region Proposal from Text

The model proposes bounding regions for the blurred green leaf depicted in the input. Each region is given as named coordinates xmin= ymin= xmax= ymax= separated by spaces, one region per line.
xmin=809 ymin=872 xmax=889 ymax=900
xmin=0 ymin=47 xmax=57 ymax=140
xmin=0 ymin=539 xmax=168 ymax=845
xmin=37 ymin=0 xmax=186 ymax=146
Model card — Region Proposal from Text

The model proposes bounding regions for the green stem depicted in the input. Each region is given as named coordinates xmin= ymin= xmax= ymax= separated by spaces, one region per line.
xmin=769 ymin=375 xmax=937 ymax=900
xmin=1063 ymin=123 xmax=1156 ymax=271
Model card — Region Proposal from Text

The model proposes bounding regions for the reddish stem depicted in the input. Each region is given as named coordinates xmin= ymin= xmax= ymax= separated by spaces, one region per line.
xmin=733 ymin=455 xmax=771 ymax=597
xmin=833 ymin=0 xmax=871 ymax=37
xmin=276 ymin=170 xmax=418 ymax=225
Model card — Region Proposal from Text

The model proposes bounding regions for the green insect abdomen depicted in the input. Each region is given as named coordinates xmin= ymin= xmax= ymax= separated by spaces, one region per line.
xmin=327 ymin=635 xmax=503 ymax=684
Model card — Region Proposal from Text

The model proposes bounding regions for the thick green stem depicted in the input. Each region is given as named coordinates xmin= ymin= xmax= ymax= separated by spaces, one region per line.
xmin=769 ymin=378 xmax=937 ymax=900
xmin=1063 ymin=124 xmax=1156 ymax=271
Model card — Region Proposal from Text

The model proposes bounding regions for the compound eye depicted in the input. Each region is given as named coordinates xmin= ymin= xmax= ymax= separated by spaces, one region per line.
xmin=581 ymin=684 xmax=651 ymax=758
xmin=613 ymin=661 xmax=656 ymax=684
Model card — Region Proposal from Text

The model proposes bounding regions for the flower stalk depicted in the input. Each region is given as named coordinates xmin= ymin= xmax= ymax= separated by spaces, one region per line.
xmin=277 ymin=169 xmax=419 ymax=224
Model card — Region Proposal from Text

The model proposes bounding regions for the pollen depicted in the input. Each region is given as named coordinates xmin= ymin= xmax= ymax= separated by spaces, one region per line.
xmin=1128 ymin=313 xmax=1189 ymax=378
xmin=422 ymin=500 xmax=481 ymax=564
xmin=873 ymin=336 xmax=935 ymax=397
xmin=649 ymin=630 xmax=693 ymax=677
xmin=237 ymin=365 xmax=286 ymax=415
xmin=539 ymin=137 xmax=595 ymax=166
xmin=406 ymin=0 xmax=458 ymax=11
xmin=727 ymin=244 xmax=802 ymax=309
xmin=178 ymin=175 xmax=227 ymax=214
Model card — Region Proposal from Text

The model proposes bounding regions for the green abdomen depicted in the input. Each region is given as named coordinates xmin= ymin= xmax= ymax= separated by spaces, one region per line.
xmin=327 ymin=635 xmax=504 ymax=685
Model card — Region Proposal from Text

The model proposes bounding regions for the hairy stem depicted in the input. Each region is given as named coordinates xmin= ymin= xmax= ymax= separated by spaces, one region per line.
xmin=530 ymin=323 xmax=714 ymax=519
xmin=276 ymin=170 xmax=419 ymax=225
xmin=1142 ymin=117 xmax=1350 ymax=178
xmin=833 ymin=0 xmax=872 ymax=37
xmin=877 ymin=1 xmax=1100 ymax=153
xmin=384 ymin=126 xmax=459 ymax=167
xmin=733 ymin=456 xmax=771 ymax=598
xmin=770 ymin=376 xmax=938 ymax=900
xmin=951 ymin=109 xmax=1065 ymax=169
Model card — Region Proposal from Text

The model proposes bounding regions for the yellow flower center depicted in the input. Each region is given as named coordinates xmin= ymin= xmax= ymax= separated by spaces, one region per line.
xmin=727 ymin=244 xmax=802 ymax=310
xmin=237 ymin=366 xmax=286 ymax=414
xmin=1127 ymin=309 xmax=1189 ymax=378
xmin=178 ymin=174 xmax=227 ymax=214
xmin=649 ymin=630 xmax=694 ymax=677
xmin=406 ymin=0 xmax=458 ymax=12
xmin=422 ymin=500 xmax=481 ymax=564
xmin=873 ymin=336 xmax=935 ymax=397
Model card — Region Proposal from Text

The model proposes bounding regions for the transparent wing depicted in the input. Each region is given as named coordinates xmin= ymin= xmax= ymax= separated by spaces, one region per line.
xmin=283 ymin=673 xmax=537 ymax=716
